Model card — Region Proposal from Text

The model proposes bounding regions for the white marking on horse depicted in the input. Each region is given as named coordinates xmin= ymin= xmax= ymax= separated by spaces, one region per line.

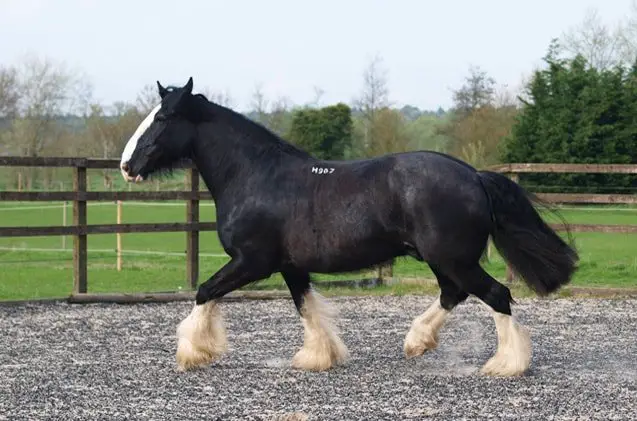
xmin=311 ymin=167 xmax=335 ymax=174
xmin=404 ymin=296 xmax=450 ymax=357
xmin=480 ymin=311 xmax=532 ymax=376
xmin=120 ymin=103 xmax=161 ymax=167
xmin=175 ymin=301 xmax=228 ymax=371
xmin=291 ymin=289 xmax=349 ymax=371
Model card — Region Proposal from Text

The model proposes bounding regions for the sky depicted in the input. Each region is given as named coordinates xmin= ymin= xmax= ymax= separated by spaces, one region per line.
xmin=0 ymin=0 xmax=634 ymax=112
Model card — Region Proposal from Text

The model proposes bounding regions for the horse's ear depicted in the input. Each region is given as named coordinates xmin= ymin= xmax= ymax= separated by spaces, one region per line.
xmin=157 ymin=81 xmax=168 ymax=98
xmin=184 ymin=77 xmax=193 ymax=94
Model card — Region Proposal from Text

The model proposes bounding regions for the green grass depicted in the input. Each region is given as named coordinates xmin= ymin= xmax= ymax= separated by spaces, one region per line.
xmin=1 ymin=201 xmax=637 ymax=301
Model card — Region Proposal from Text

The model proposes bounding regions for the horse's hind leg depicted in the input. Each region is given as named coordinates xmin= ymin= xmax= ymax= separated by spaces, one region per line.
xmin=445 ymin=263 xmax=532 ymax=377
xmin=404 ymin=264 xmax=468 ymax=357
xmin=282 ymin=268 xmax=349 ymax=371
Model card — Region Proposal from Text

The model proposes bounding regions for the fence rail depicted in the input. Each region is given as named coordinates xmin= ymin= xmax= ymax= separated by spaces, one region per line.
xmin=0 ymin=157 xmax=208 ymax=295
xmin=1 ymin=157 xmax=637 ymax=298
xmin=489 ymin=163 xmax=637 ymax=174
xmin=493 ymin=162 xmax=637 ymax=281
xmin=0 ymin=191 xmax=212 ymax=201
xmin=0 ymin=222 xmax=217 ymax=237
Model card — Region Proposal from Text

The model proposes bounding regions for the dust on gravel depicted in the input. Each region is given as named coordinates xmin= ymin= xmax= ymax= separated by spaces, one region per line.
xmin=0 ymin=295 xmax=635 ymax=420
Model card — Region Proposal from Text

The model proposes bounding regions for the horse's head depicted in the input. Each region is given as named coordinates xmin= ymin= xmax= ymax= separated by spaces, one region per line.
xmin=120 ymin=77 xmax=199 ymax=182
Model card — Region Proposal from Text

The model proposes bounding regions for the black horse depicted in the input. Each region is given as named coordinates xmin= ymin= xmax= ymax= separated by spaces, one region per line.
xmin=119 ymin=77 xmax=578 ymax=377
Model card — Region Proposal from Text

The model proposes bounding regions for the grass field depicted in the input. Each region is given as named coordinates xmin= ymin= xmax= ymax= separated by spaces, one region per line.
xmin=1 ymin=200 xmax=637 ymax=300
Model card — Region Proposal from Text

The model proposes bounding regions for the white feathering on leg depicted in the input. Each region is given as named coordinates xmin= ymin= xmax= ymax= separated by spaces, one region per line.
xmin=480 ymin=312 xmax=532 ymax=377
xmin=404 ymin=296 xmax=450 ymax=358
xmin=291 ymin=289 xmax=349 ymax=371
xmin=175 ymin=301 xmax=227 ymax=371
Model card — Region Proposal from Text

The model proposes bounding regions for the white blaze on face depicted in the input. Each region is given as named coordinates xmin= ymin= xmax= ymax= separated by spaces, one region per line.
xmin=120 ymin=104 xmax=161 ymax=181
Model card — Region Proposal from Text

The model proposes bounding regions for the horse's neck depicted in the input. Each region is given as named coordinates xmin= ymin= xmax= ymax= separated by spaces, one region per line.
xmin=191 ymin=122 xmax=309 ymax=202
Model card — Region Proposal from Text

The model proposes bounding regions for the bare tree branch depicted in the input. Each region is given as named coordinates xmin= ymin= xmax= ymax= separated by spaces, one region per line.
xmin=135 ymin=83 xmax=159 ymax=115
xmin=198 ymin=86 xmax=234 ymax=108
xmin=354 ymin=54 xmax=391 ymax=151
xmin=0 ymin=65 xmax=19 ymax=118
xmin=560 ymin=8 xmax=627 ymax=70
xmin=250 ymin=82 xmax=269 ymax=125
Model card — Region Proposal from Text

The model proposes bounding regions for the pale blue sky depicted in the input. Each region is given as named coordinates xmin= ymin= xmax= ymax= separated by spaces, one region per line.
xmin=0 ymin=0 xmax=633 ymax=111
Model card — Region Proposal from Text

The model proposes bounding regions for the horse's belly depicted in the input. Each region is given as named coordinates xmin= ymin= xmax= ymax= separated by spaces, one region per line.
xmin=285 ymin=227 xmax=400 ymax=273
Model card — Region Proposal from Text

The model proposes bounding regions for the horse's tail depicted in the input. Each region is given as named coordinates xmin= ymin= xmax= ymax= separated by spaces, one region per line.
xmin=477 ymin=170 xmax=579 ymax=296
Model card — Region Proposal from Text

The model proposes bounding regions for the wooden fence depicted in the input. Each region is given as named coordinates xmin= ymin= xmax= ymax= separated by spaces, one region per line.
xmin=0 ymin=156 xmax=214 ymax=296
xmin=492 ymin=163 xmax=637 ymax=232
xmin=490 ymin=163 xmax=637 ymax=281
xmin=1 ymin=158 xmax=636 ymax=298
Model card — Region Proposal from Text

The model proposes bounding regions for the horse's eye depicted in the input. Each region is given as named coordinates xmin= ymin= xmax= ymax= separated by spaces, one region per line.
xmin=155 ymin=113 xmax=168 ymax=122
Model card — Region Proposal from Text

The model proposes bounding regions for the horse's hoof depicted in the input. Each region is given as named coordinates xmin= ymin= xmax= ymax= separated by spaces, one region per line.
xmin=175 ymin=337 xmax=224 ymax=371
xmin=403 ymin=330 xmax=438 ymax=358
xmin=291 ymin=348 xmax=335 ymax=372
xmin=480 ymin=316 xmax=531 ymax=377
xmin=479 ymin=344 xmax=531 ymax=377
xmin=290 ymin=340 xmax=349 ymax=372
xmin=479 ymin=356 xmax=528 ymax=377
xmin=174 ymin=301 xmax=228 ymax=372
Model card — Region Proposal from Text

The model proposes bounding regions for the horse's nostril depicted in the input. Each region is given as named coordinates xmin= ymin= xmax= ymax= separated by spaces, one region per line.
xmin=121 ymin=162 xmax=129 ymax=172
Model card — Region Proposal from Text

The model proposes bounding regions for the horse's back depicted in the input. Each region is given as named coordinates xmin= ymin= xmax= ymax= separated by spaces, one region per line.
xmin=276 ymin=151 xmax=489 ymax=271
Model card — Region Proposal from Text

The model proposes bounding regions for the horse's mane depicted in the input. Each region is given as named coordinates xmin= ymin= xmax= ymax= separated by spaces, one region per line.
xmin=190 ymin=93 xmax=313 ymax=160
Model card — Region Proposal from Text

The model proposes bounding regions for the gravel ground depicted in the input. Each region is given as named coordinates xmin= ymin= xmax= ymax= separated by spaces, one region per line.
xmin=1 ymin=295 xmax=636 ymax=420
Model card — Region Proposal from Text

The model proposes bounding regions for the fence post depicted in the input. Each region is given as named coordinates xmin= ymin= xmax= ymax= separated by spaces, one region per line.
xmin=186 ymin=168 xmax=200 ymax=290
xmin=116 ymin=200 xmax=123 ymax=271
xmin=73 ymin=165 xmax=88 ymax=294
xmin=62 ymin=201 xmax=68 ymax=249
xmin=377 ymin=261 xmax=393 ymax=285
xmin=505 ymin=172 xmax=520 ymax=284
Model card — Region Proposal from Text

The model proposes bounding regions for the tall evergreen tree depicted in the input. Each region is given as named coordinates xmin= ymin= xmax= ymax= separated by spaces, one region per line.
xmin=502 ymin=47 xmax=637 ymax=193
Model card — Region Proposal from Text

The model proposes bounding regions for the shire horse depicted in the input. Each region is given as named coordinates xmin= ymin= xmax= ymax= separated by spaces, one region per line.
xmin=119 ymin=77 xmax=578 ymax=377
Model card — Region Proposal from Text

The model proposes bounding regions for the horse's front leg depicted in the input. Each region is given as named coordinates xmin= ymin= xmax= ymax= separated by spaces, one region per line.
xmin=282 ymin=268 xmax=349 ymax=371
xmin=175 ymin=253 xmax=272 ymax=371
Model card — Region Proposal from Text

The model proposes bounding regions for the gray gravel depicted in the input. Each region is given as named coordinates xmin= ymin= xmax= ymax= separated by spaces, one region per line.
xmin=1 ymin=295 xmax=636 ymax=420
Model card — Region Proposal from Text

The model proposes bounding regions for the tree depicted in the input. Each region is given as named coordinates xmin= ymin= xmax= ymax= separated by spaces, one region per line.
xmin=200 ymin=86 xmax=233 ymax=108
xmin=250 ymin=82 xmax=269 ymax=126
xmin=0 ymin=65 xmax=19 ymax=119
xmin=560 ymin=9 xmax=623 ymax=70
xmin=267 ymin=96 xmax=294 ymax=137
xmin=404 ymin=113 xmax=451 ymax=152
xmin=2 ymin=55 xmax=92 ymax=159
xmin=80 ymin=102 xmax=143 ymax=187
xmin=502 ymin=50 xmax=637 ymax=193
xmin=309 ymin=86 xmax=325 ymax=108
xmin=619 ymin=0 xmax=637 ymax=65
xmin=437 ymin=66 xmax=516 ymax=167
xmin=399 ymin=105 xmax=422 ymax=121
xmin=0 ymin=54 xmax=93 ymax=188
xmin=246 ymin=83 xmax=294 ymax=137
xmin=451 ymin=65 xmax=496 ymax=115
xmin=364 ymin=108 xmax=412 ymax=156
xmin=136 ymin=83 xmax=159 ymax=115
xmin=559 ymin=4 xmax=637 ymax=70
xmin=354 ymin=54 xmax=390 ymax=151
xmin=288 ymin=103 xmax=353 ymax=159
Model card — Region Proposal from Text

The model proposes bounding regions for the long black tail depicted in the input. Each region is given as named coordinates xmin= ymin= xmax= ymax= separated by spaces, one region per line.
xmin=477 ymin=170 xmax=579 ymax=296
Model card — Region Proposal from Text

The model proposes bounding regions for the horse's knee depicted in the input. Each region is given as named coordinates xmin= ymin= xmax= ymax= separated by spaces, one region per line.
xmin=195 ymin=278 xmax=228 ymax=304
xmin=195 ymin=284 xmax=214 ymax=305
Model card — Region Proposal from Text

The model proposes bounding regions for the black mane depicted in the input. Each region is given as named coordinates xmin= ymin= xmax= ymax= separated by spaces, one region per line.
xmin=190 ymin=94 xmax=313 ymax=160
